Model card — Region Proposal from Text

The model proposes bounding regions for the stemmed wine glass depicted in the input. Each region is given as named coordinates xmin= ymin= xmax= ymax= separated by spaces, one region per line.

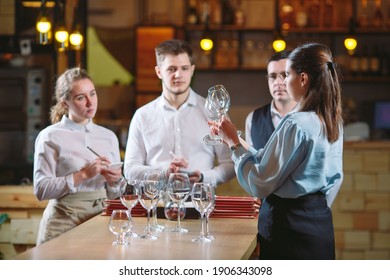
xmin=203 ymin=97 xmax=224 ymax=145
xmin=167 ymin=173 xmax=191 ymax=233
xmin=191 ymin=182 xmax=214 ymax=242
xmin=138 ymin=176 xmax=160 ymax=239
xmin=144 ymin=169 xmax=166 ymax=232
xmin=204 ymin=181 xmax=216 ymax=240
xmin=119 ymin=178 xmax=140 ymax=237
xmin=203 ymin=84 xmax=241 ymax=145
xmin=108 ymin=209 xmax=133 ymax=245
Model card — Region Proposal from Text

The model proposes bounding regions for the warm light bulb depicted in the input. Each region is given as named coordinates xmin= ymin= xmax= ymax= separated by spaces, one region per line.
xmin=36 ymin=17 xmax=51 ymax=33
xmin=70 ymin=32 xmax=83 ymax=46
xmin=272 ymin=39 xmax=286 ymax=52
xmin=344 ymin=37 xmax=357 ymax=55
xmin=55 ymin=29 xmax=69 ymax=43
xmin=200 ymin=38 xmax=213 ymax=51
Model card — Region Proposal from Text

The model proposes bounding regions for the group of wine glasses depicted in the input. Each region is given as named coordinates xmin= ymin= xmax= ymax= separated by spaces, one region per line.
xmin=108 ymin=171 xmax=217 ymax=245
xmin=203 ymin=84 xmax=241 ymax=145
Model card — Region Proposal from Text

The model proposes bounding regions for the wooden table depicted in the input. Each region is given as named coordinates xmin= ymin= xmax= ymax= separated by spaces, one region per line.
xmin=14 ymin=215 xmax=258 ymax=260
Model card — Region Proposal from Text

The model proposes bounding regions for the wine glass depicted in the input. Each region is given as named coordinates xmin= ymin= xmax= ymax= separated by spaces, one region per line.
xmin=204 ymin=181 xmax=216 ymax=240
xmin=138 ymin=177 xmax=160 ymax=239
xmin=108 ymin=209 xmax=133 ymax=245
xmin=167 ymin=173 xmax=191 ymax=233
xmin=203 ymin=97 xmax=224 ymax=145
xmin=119 ymin=178 xmax=140 ymax=237
xmin=143 ymin=169 xmax=166 ymax=232
xmin=203 ymin=84 xmax=241 ymax=145
xmin=191 ymin=182 xmax=214 ymax=242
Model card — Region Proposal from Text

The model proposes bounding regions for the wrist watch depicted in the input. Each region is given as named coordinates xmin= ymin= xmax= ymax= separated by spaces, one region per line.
xmin=230 ymin=143 xmax=243 ymax=151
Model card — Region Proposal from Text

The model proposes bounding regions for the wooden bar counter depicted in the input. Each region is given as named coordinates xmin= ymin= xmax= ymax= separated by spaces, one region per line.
xmin=14 ymin=214 xmax=258 ymax=260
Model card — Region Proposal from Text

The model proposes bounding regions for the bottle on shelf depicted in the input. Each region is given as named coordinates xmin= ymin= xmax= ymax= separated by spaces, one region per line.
xmin=359 ymin=45 xmax=370 ymax=76
xmin=221 ymin=0 xmax=235 ymax=25
xmin=280 ymin=1 xmax=294 ymax=30
xmin=308 ymin=0 xmax=320 ymax=28
xmin=187 ymin=0 xmax=199 ymax=25
xmin=359 ymin=0 xmax=369 ymax=28
xmin=323 ymin=0 xmax=334 ymax=28
xmin=295 ymin=0 xmax=308 ymax=28
xmin=234 ymin=0 xmax=245 ymax=26
xmin=371 ymin=0 xmax=384 ymax=28
xmin=211 ymin=0 xmax=222 ymax=25
xmin=369 ymin=45 xmax=380 ymax=76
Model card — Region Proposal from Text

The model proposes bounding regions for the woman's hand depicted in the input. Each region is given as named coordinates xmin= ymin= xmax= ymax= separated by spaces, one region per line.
xmin=208 ymin=116 xmax=240 ymax=147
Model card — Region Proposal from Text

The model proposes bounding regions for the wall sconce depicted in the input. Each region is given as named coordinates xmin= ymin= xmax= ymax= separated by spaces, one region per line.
xmin=55 ymin=26 xmax=69 ymax=51
xmin=344 ymin=17 xmax=358 ymax=55
xmin=36 ymin=0 xmax=52 ymax=45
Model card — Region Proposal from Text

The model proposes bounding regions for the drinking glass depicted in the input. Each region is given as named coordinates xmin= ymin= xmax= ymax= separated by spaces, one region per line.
xmin=203 ymin=97 xmax=224 ymax=145
xmin=119 ymin=178 xmax=140 ymax=237
xmin=204 ymin=182 xmax=216 ymax=240
xmin=143 ymin=169 xmax=166 ymax=232
xmin=203 ymin=84 xmax=241 ymax=145
xmin=191 ymin=182 xmax=214 ymax=242
xmin=138 ymin=177 xmax=160 ymax=239
xmin=167 ymin=173 xmax=191 ymax=233
xmin=108 ymin=209 xmax=133 ymax=245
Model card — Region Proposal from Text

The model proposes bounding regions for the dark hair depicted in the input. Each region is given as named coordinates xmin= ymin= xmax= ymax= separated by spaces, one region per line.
xmin=155 ymin=39 xmax=194 ymax=66
xmin=288 ymin=42 xmax=343 ymax=143
xmin=267 ymin=50 xmax=291 ymax=65
xmin=50 ymin=67 xmax=92 ymax=124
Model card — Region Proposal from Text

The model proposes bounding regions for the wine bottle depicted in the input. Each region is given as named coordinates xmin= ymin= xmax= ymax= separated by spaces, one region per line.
xmin=295 ymin=0 xmax=308 ymax=28
xmin=372 ymin=0 xmax=384 ymax=28
xmin=187 ymin=0 xmax=199 ymax=25
xmin=308 ymin=0 xmax=320 ymax=28
xmin=323 ymin=0 xmax=333 ymax=28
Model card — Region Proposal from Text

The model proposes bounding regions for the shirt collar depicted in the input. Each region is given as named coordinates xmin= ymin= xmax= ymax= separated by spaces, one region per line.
xmin=158 ymin=88 xmax=197 ymax=110
xmin=61 ymin=115 xmax=95 ymax=132
xmin=270 ymin=100 xmax=300 ymax=118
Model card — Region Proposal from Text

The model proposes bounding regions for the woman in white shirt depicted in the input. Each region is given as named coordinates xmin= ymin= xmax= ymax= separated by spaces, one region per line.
xmin=34 ymin=67 xmax=122 ymax=245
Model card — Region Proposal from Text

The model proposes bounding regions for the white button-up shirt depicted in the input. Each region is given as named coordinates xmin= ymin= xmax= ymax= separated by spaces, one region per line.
xmin=124 ymin=89 xmax=235 ymax=184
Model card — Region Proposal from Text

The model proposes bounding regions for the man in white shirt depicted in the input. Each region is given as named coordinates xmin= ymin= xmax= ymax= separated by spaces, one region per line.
xmin=124 ymin=39 xmax=235 ymax=185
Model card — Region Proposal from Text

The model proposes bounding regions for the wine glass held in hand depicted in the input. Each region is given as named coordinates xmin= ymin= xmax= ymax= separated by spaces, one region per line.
xmin=167 ymin=173 xmax=191 ymax=233
xmin=203 ymin=97 xmax=224 ymax=145
xmin=191 ymin=182 xmax=214 ymax=242
xmin=109 ymin=209 xmax=133 ymax=245
xmin=119 ymin=179 xmax=140 ymax=237
xmin=203 ymin=84 xmax=241 ymax=145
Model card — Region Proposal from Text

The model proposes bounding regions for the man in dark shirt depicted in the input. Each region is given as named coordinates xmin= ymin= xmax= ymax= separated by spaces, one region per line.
xmin=245 ymin=50 xmax=298 ymax=150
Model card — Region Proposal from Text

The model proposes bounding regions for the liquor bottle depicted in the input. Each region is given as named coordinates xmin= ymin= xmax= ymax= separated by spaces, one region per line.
xmin=187 ymin=0 xmax=199 ymax=25
xmin=308 ymin=0 xmax=320 ymax=28
xmin=359 ymin=0 xmax=369 ymax=28
xmin=369 ymin=45 xmax=380 ymax=76
xmin=221 ymin=0 xmax=235 ymax=25
xmin=295 ymin=0 xmax=308 ymax=28
xmin=372 ymin=0 xmax=384 ymax=28
xmin=280 ymin=1 xmax=294 ymax=30
xmin=234 ymin=0 xmax=245 ymax=26
xmin=359 ymin=45 xmax=370 ymax=76
xmin=323 ymin=0 xmax=334 ymax=28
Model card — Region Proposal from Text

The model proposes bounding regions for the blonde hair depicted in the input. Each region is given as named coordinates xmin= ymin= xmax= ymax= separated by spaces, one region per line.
xmin=50 ymin=67 xmax=92 ymax=124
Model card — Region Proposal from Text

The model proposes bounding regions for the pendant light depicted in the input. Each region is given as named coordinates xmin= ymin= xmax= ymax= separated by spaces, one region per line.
xmin=36 ymin=0 xmax=52 ymax=45
xmin=272 ymin=0 xmax=287 ymax=52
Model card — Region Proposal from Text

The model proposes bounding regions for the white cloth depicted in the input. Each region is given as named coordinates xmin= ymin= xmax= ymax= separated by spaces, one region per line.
xmin=123 ymin=89 xmax=235 ymax=184
xmin=33 ymin=115 xmax=121 ymax=200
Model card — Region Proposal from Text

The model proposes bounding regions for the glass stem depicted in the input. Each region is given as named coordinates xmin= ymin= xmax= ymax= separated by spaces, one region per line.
xmin=177 ymin=204 xmax=182 ymax=229
xmin=205 ymin=213 xmax=210 ymax=235
xmin=152 ymin=207 xmax=157 ymax=226
xmin=200 ymin=213 xmax=206 ymax=237
xmin=146 ymin=209 xmax=151 ymax=234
